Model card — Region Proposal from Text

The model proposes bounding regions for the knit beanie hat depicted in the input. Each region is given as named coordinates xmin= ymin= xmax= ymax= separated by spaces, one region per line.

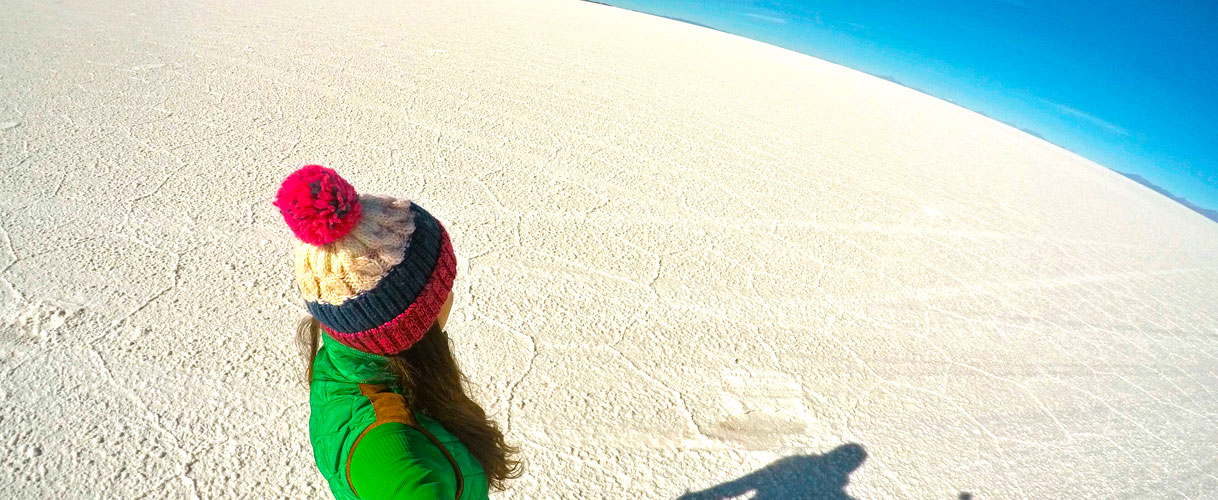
xmin=273 ymin=165 xmax=456 ymax=355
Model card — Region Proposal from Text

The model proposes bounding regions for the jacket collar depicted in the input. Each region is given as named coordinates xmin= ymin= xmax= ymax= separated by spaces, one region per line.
xmin=313 ymin=332 xmax=398 ymax=384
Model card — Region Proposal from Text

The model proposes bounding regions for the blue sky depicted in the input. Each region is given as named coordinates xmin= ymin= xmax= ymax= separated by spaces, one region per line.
xmin=600 ymin=0 xmax=1218 ymax=210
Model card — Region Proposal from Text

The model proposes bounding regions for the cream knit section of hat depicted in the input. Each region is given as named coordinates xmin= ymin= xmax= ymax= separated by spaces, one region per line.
xmin=292 ymin=195 xmax=415 ymax=305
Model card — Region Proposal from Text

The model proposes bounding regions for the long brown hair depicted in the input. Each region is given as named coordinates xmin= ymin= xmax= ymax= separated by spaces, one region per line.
xmin=297 ymin=316 xmax=522 ymax=490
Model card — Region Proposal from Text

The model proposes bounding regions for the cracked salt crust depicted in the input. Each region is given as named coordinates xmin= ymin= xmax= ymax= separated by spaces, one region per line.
xmin=1 ymin=0 xmax=1217 ymax=498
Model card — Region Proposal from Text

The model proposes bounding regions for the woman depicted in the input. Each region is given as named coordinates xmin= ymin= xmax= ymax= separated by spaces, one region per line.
xmin=275 ymin=165 xmax=521 ymax=500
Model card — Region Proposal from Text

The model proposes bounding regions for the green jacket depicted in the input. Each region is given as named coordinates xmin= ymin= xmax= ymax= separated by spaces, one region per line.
xmin=309 ymin=333 xmax=489 ymax=500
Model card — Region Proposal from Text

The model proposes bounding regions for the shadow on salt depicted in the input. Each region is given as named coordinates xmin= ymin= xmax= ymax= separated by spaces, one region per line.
xmin=676 ymin=443 xmax=866 ymax=500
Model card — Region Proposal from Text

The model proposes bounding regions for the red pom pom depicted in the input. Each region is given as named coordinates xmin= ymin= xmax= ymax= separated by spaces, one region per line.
xmin=273 ymin=165 xmax=363 ymax=246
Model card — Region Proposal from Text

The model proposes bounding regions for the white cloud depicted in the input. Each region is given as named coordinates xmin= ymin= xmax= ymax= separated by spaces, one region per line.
xmin=1036 ymin=98 xmax=1131 ymax=137
xmin=741 ymin=12 xmax=788 ymax=24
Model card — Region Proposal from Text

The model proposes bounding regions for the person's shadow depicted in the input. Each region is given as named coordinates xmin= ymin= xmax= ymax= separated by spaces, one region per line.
xmin=677 ymin=443 xmax=867 ymax=500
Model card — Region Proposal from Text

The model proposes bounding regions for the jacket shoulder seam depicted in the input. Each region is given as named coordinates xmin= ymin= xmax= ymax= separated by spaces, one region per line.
xmin=346 ymin=383 xmax=416 ymax=497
